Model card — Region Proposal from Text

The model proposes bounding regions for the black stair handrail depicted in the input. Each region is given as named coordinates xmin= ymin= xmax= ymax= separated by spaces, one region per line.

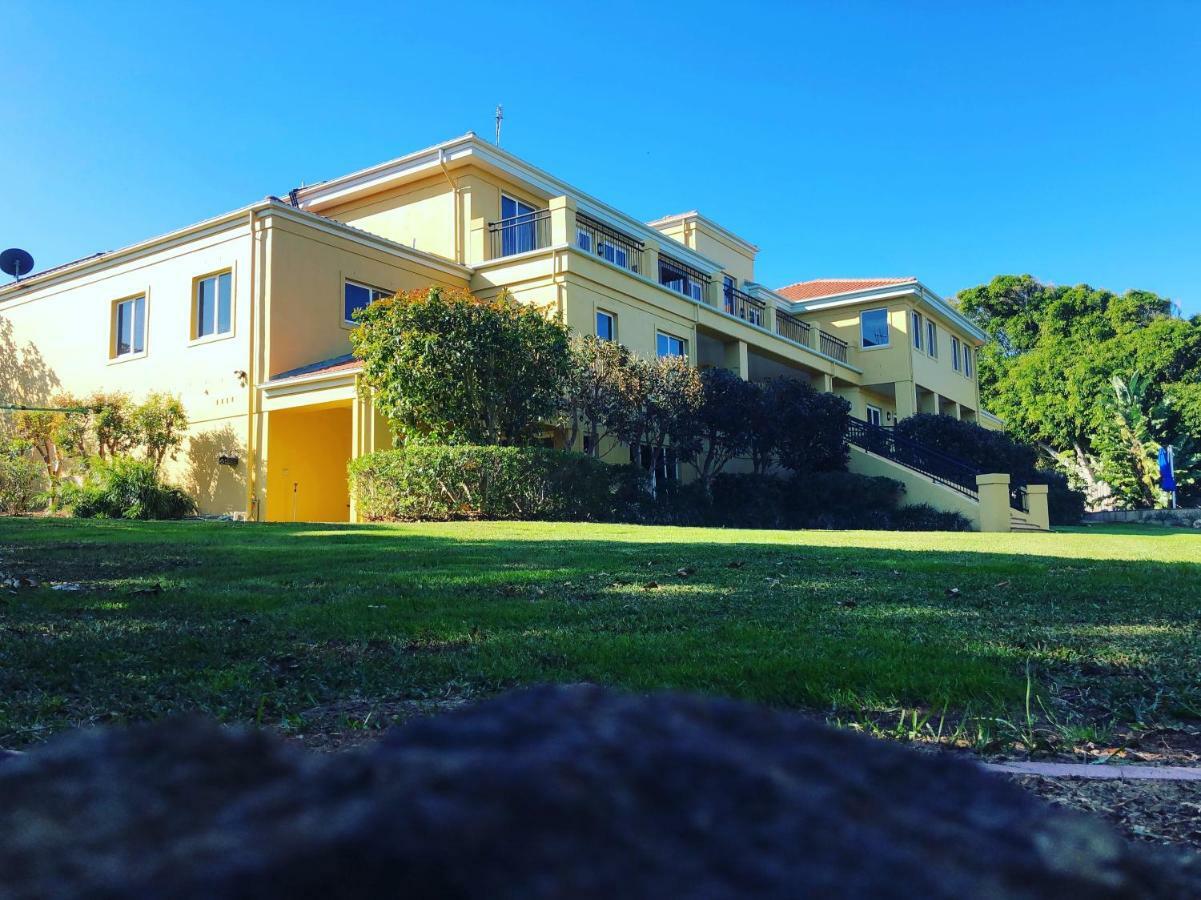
xmin=846 ymin=417 xmax=981 ymax=499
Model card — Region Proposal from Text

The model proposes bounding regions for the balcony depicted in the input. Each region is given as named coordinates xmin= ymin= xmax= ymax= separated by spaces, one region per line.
xmin=723 ymin=285 xmax=765 ymax=327
xmin=575 ymin=212 xmax=644 ymax=275
xmin=775 ymin=309 xmax=812 ymax=346
xmin=488 ymin=208 xmax=551 ymax=258
xmin=819 ymin=330 xmax=849 ymax=363
xmin=774 ymin=308 xmax=849 ymax=363
xmin=658 ymin=254 xmax=709 ymax=301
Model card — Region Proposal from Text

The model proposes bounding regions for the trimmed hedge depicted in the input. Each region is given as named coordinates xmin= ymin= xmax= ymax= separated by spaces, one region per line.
xmin=61 ymin=457 xmax=196 ymax=520
xmin=349 ymin=446 xmax=615 ymax=522
xmin=351 ymin=447 xmax=974 ymax=531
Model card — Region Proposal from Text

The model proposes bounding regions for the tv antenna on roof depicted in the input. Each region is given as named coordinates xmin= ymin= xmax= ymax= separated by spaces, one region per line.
xmin=495 ymin=104 xmax=503 ymax=147
xmin=0 ymin=248 xmax=34 ymax=283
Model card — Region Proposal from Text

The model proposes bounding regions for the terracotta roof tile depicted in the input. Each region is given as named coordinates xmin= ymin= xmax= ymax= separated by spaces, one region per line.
xmin=775 ymin=278 xmax=916 ymax=302
xmin=270 ymin=353 xmax=361 ymax=382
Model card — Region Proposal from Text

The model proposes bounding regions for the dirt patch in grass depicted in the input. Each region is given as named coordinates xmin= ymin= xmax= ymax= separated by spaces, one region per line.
xmin=1009 ymin=774 xmax=1201 ymax=856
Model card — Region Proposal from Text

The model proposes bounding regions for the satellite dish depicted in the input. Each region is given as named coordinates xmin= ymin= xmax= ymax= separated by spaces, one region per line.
xmin=0 ymin=248 xmax=35 ymax=281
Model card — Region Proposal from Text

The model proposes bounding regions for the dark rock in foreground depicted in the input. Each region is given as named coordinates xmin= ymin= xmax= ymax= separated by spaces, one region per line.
xmin=0 ymin=685 xmax=1193 ymax=898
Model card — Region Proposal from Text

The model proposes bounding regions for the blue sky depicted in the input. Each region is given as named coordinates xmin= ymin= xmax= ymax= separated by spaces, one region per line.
xmin=2 ymin=1 xmax=1199 ymax=314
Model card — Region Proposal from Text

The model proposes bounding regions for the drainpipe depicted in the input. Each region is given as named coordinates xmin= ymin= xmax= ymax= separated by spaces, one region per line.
xmin=244 ymin=207 xmax=260 ymax=520
xmin=439 ymin=148 xmax=462 ymax=264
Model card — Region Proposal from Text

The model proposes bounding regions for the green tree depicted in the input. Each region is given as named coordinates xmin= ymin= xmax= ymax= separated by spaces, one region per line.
xmin=609 ymin=355 xmax=704 ymax=485
xmin=957 ymin=275 xmax=1201 ymax=508
xmin=559 ymin=336 xmax=631 ymax=459
xmin=132 ymin=393 xmax=188 ymax=470
xmin=694 ymin=367 xmax=758 ymax=490
xmin=351 ymin=287 xmax=573 ymax=446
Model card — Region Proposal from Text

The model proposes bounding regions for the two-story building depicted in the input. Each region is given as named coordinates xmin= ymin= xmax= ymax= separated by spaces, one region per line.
xmin=1 ymin=133 xmax=1028 ymax=527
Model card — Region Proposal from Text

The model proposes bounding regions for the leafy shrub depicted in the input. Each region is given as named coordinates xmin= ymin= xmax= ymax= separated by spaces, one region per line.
xmin=61 ymin=457 xmax=196 ymax=520
xmin=609 ymin=466 xmax=711 ymax=527
xmin=894 ymin=414 xmax=1085 ymax=524
xmin=0 ymin=442 xmax=48 ymax=515
xmin=889 ymin=503 xmax=974 ymax=532
xmin=709 ymin=472 xmax=909 ymax=530
xmin=350 ymin=446 xmax=616 ymax=522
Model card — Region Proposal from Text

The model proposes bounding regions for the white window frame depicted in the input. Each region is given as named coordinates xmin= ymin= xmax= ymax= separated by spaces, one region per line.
xmin=343 ymin=279 xmax=392 ymax=326
xmin=656 ymin=331 xmax=688 ymax=359
xmin=193 ymin=270 xmax=233 ymax=342
xmin=112 ymin=294 xmax=147 ymax=361
xmin=965 ymin=347 xmax=974 ymax=379
xmin=911 ymin=311 xmax=922 ymax=350
xmin=866 ymin=404 xmax=884 ymax=427
xmin=926 ymin=320 xmax=938 ymax=358
xmin=596 ymin=309 xmax=616 ymax=342
xmin=951 ymin=336 xmax=961 ymax=372
xmin=860 ymin=307 xmax=890 ymax=349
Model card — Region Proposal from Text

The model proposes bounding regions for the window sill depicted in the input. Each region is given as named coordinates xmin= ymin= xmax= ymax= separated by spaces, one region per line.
xmin=188 ymin=330 xmax=235 ymax=348
xmin=107 ymin=351 xmax=148 ymax=366
xmin=859 ymin=343 xmax=891 ymax=352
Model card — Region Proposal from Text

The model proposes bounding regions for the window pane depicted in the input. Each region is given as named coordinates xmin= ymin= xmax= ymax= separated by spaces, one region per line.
xmin=133 ymin=297 xmax=145 ymax=353
xmin=501 ymin=195 xmax=516 ymax=220
xmin=197 ymin=278 xmax=214 ymax=337
xmin=217 ymin=272 xmax=232 ymax=334
xmin=596 ymin=311 xmax=614 ymax=341
xmin=860 ymin=309 xmax=889 ymax=348
xmin=927 ymin=322 xmax=937 ymax=357
xmin=116 ymin=301 xmax=131 ymax=355
xmin=344 ymin=282 xmax=370 ymax=322
xmin=576 ymin=229 xmax=591 ymax=252
xmin=912 ymin=312 xmax=922 ymax=349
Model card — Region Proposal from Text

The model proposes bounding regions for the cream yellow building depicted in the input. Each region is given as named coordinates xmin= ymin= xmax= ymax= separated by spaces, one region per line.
xmin=0 ymin=133 xmax=1038 ymax=529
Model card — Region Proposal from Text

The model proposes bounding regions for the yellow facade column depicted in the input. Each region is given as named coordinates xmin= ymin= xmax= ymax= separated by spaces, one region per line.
xmin=976 ymin=473 xmax=1012 ymax=533
xmin=1024 ymin=484 xmax=1050 ymax=531
xmin=762 ymin=294 xmax=776 ymax=335
xmin=642 ymin=239 xmax=660 ymax=285
xmin=723 ymin=340 xmax=749 ymax=379
xmin=836 ymin=386 xmax=864 ymax=419
xmin=818 ymin=373 xmax=834 ymax=394
xmin=549 ymin=195 xmax=576 ymax=247
xmin=894 ymin=380 xmax=916 ymax=420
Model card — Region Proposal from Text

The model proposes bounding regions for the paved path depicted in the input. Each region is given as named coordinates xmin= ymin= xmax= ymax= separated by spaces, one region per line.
xmin=984 ymin=761 xmax=1201 ymax=781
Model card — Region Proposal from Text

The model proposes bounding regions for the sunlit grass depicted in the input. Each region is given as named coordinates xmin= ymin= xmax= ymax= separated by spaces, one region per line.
xmin=1 ymin=517 xmax=1198 ymax=751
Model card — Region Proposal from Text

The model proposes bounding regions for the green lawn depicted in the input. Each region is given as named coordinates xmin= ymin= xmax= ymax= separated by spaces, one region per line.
xmin=1 ymin=518 xmax=1198 ymax=751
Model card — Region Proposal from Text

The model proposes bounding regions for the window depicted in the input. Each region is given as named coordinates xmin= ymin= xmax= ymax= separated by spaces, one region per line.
xmin=951 ymin=336 xmax=961 ymax=372
xmin=866 ymin=405 xmax=883 ymax=427
xmin=596 ymin=310 xmax=615 ymax=341
xmin=500 ymin=194 xmax=540 ymax=256
xmin=860 ymin=308 xmax=889 ymax=348
xmin=723 ymin=275 xmax=735 ymax=315
xmin=656 ymin=332 xmax=687 ymax=358
xmin=344 ymin=280 xmax=391 ymax=324
xmin=926 ymin=320 xmax=938 ymax=358
xmin=113 ymin=295 xmax=146 ymax=358
xmin=965 ymin=347 xmax=974 ymax=379
xmin=195 ymin=271 xmax=232 ymax=339
xmin=911 ymin=311 xmax=923 ymax=350
xmin=630 ymin=444 xmax=679 ymax=483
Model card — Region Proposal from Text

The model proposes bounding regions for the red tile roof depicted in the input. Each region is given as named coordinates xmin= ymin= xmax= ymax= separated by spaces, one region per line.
xmin=775 ymin=278 xmax=916 ymax=302
xmin=270 ymin=353 xmax=361 ymax=382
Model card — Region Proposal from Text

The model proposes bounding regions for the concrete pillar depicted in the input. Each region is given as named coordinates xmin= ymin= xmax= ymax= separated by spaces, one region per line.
xmin=836 ymin=386 xmax=864 ymax=419
xmin=643 ymin=239 xmax=660 ymax=287
xmin=818 ymin=373 xmax=834 ymax=394
xmin=762 ymin=294 xmax=777 ymax=334
xmin=950 ymin=401 xmax=961 ymax=420
xmin=976 ymin=473 xmax=1012 ymax=533
xmin=1025 ymin=484 xmax=1050 ymax=531
xmin=707 ymin=274 xmax=725 ymax=308
xmin=548 ymin=195 xmax=576 ymax=247
xmin=723 ymin=340 xmax=749 ymax=379
xmin=894 ymin=380 xmax=916 ymax=420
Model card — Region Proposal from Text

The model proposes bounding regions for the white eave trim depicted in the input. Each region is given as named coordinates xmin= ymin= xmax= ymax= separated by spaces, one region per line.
xmin=260 ymin=367 xmax=361 ymax=395
xmin=789 ymin=282 xmax=988 ymax=343
xmin=293 ymin=135 xmax=723 ymax=277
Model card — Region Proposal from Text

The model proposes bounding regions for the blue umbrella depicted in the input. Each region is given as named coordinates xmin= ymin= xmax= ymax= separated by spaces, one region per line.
xmin=1158 ymin=446 xmax=1177 ymax=493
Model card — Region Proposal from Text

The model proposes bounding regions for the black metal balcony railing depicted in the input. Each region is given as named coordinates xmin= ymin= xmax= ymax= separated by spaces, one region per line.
xmin=846 ymin=417 xmax=980 ymax=498
xmin=775 ymin=309 xmax=813 ymax=347
xmin=658 ymin=254 xmax=710 ymax=301
xmin=1010 ymin=484 xmax=1029 ymax=513
xmin=488 ymin=209 xmax=551 ymax=258
xmin=575 ymin=212 xmax=644 ymax=274
xmin=819 ymin=330 xmax=850 ymax=363
xmin=723 ymin=286 xmax=765 ymax=326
